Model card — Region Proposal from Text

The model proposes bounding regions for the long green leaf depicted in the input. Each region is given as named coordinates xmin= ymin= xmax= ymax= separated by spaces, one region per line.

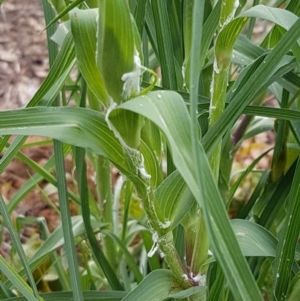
xmin=98 ymin=0 xmax=136 ymax=103
xmin=273 ymin=157 xmax=300 ymax=300
xmin=0 ymin=256 xmax=41 ymax=301
xmin=122 ymin=269 xmax=206 ymax=301
xmin=2 ymin=291 xmax=126 ymax=301
xmin=0 ymin=196 xmax=41 ymax=300
xmin=0 ymin=107 xmax=126 ymax=172
xmin=150 ymin=0 xmax=177 ymax=89
xmin=70 ymin=8 xmax=109 ymax=107
xmin=53 ymin=140 xmax=84 ymax=301
xmin=75 ymin=147 xmax=123 ymax=290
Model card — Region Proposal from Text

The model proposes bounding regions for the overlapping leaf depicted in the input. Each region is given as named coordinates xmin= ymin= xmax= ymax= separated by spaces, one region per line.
xmin=70 ymin=8 xmax=109 ymax=107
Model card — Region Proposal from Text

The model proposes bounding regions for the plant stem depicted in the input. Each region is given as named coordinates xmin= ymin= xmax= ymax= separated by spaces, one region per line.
xmin=96 ymin=155 xmax=117 ymax=269
xmin=190 ymin=209 xmax=209 ymax=275
xmin=208 ymin=0 xmax=239 ymax=181
xmin=123 ymin=149 xmax=192 ymax=288
xmin=209 ymin=68 xmax=229 ymax=181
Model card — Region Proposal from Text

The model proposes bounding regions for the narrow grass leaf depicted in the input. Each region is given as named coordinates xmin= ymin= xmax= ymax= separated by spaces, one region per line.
xmin=45 ymin=0 xmax=83 ymax=29
xmin=101 ymin=230 xmax=143 ymax=283
xmin=273 ymin=157 xmax=300 ymax=300
xmin=229 ymin=148 xmax=272 ymax=202
xmin=0 ymin=256 xmax=42 ymax=301
xmin=75 ymin=147 xmax=123 ymax=290
xmin=133 ymin=0 xmax=147 ymax=36
xmin=53 ymin=141 xmax=84 ymax=301
xmin=2 ymin=290 xmax=126 ymax=301
xmin=238 ymin=170 xmax=270 ymax=220
xmin=150 ymin=0 xmax=177 ymax=89
xmin=184 ymin=0 xmax=221 ymax=87
xmin=288 ymin=273 xmax=300 ymax=301
xmin=0 ymin=196 xmax=40 ymax=300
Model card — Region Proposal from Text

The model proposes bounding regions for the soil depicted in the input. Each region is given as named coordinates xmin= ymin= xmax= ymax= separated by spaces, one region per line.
xmin=0 ymin=0 xmax=48 ymax=110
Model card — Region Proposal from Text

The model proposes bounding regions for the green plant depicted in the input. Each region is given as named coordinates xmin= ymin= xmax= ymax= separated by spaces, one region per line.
xmin=0 ymin=0 xmax=300 ymax=300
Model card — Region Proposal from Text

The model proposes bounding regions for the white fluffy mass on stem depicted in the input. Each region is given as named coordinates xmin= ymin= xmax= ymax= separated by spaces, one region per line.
xmin=121 ymin=50 xmax=144 ymax=100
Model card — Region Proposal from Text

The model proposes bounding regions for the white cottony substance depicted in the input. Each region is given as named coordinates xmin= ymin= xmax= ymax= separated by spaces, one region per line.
xmin=139 ymin=166 xmax=151 ymax=179
xmin=182 ymin=274 xmax=189 ymax=281
xmin=147 ymin=243 xmax=158 ymax=258
xmin=191 ymin=273 xmax=206 ymax=286
xmin=220 ymin=0 xmax=239 ymax=29
xmin=95 ymin=15 xmax=99 ymax=61
xmin=158 ymin=220 xmax=171 ymax=229
xmin=210 ymin=75 xmax=215 ymax=96
xmin=121 ymin=50 xmax=144 ymax=100
xmin=213 ymin=60 xmax=220 ymax=74
xmin=181 ymin=65 xmax=185 ymax=78
xmin=148 ymin=232 xmax=159 ymax=257
xmin=210 ymin=105 xmax=216 ymax=112
xmin=138 ymin=154 xmax=151 ymax=180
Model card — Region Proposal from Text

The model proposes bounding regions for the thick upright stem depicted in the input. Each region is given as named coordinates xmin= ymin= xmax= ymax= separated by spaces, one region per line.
xmin=125 ymin=150 xmax=192 ymax=288
xmin=209 ymin=0 xmax=239 ymax=181
xmin=96 ymin=155 xmax=117 ymax=269
xmin=190 ymin=209 xmax=209 ymax=275
xmin=209 ymin=67 xmax=229 ymax=181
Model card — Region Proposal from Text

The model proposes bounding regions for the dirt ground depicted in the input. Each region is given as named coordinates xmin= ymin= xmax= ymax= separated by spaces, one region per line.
xmin=0 ymin=0 xmax=48 ymax=110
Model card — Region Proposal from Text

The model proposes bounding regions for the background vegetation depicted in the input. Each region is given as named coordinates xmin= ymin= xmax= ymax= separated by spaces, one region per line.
xmin=0 ymin=0 xmax=300 ymax=300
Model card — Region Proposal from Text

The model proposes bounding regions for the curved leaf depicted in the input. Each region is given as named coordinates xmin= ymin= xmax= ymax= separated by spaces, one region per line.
xmin=0 ymin=107 xmax=126 ymax=172
xmin=122 ymin=269 xmax=205 ymax=301
xmin=70 ymin=8 xmax=109 ymax=106
xmin=231 ymin=219 xmax=277 ymax=257
xmin=156 ymin=170 xmax=194 ymax=230
xmin=3 ymin=291 xmax=126 ymax=301
xmin=98 ymin=0 xmax=136 ymax=103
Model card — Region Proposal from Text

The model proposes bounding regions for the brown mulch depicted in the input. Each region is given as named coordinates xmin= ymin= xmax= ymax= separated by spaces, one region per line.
xmin=0 ymin=0 xmax=48 ymax=110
